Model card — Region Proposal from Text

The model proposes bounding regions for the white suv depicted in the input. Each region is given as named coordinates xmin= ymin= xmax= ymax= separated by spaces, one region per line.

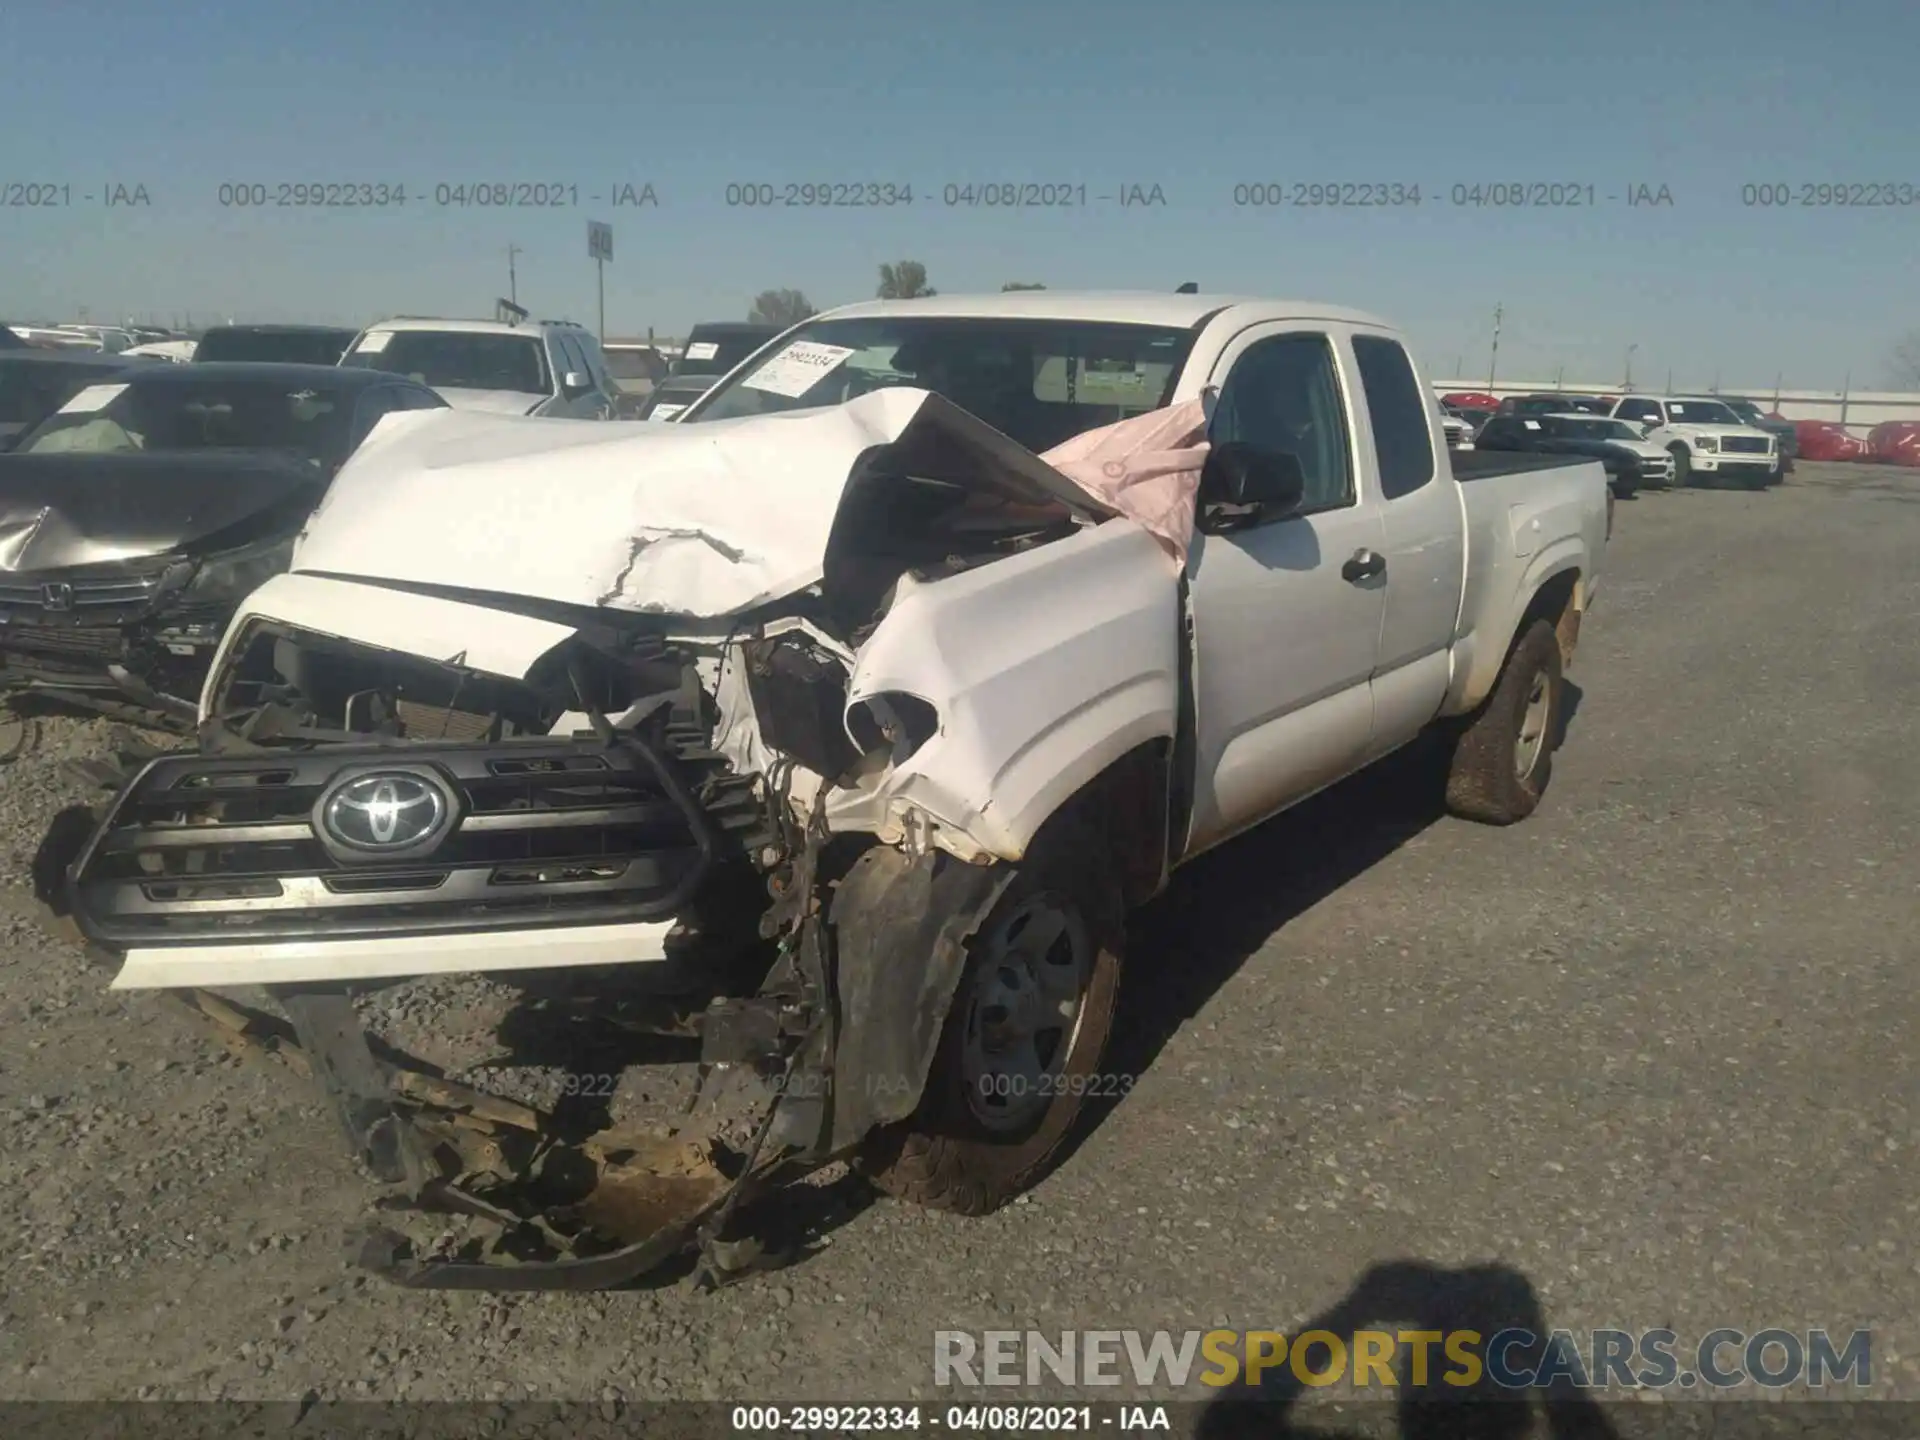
xmin=1609 ymin=394 xmax=1779 ymax=487
xmin=339 ymin=318 xmax=619 ymax=419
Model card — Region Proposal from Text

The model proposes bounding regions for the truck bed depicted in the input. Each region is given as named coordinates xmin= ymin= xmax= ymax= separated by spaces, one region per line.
xmin=1449 ymin=450 xmax=1598 ymax=482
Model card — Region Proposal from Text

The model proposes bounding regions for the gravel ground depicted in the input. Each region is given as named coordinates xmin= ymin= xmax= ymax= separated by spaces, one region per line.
xmin=0 ymin=461 xmax=1912 ymax=1415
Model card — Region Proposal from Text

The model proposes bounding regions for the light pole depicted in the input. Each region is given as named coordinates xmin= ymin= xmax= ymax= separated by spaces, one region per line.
xmin=507 ymin=244 xmax=522 ymax=307
xmin=1488 ymin=303 xmax=1503 ymax=390
xmin=1624 ymin=344 xmax=1638 ymax=392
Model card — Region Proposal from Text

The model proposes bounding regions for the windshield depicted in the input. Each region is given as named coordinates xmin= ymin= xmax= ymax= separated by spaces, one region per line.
xmin=669 ymin=329 xmax=780 ymax=378
xmin=1552 ymin=417 xmax=1643 ymax=442
xmin=343 ymin=331 xmax=550 ymax=395
xmin=14 ymin=376 xmax=352 ymax=463
xmin=0 ymin=360 xmax=130 ymax=430
xmin=192 ymin=329 xmax=353 ymax=365
xmin=1723 ymin=400 xmax=1765 ymax=421
xmin=1666 ymin=399 xmax=1742 ymax=425
xmin=686 ymin=316 xmax=1199 ymax=454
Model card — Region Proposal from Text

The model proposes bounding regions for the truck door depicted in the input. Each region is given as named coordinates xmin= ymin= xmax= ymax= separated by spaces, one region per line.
xmin=1347 ymin=331 xmax=1468 ymax=758
xmin=1183 ymin=325 xmax=1386 ymax=857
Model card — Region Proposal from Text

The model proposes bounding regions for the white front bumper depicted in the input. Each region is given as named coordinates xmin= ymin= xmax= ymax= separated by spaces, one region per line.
xmin=110 ymin=920 xmax=677 ymax=990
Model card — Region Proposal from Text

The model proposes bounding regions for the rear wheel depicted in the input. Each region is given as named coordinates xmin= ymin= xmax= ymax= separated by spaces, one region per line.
xmin=856 ymin=835 xmax=1124 ymax=1215
xmin=1443 ymin=618 xmax=1564 ymax=826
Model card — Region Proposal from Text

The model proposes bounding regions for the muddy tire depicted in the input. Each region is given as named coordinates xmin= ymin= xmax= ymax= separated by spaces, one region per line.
xmin=856 ymin=835 xmax=1124 ymax=1215
xmin=1443 ymin=618 xmax=1563 ymax=826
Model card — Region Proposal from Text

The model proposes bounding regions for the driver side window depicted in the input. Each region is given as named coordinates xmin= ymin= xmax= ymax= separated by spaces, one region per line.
xmin=1211 ymin=333 xmax=1353 ymax=514
xmin=553 ymin=334 xmax=588 ymax=392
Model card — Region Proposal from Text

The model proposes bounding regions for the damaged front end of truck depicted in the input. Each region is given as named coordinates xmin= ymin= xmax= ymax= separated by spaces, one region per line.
xmin=35 ymin=389 xmax=1181 ymax=1290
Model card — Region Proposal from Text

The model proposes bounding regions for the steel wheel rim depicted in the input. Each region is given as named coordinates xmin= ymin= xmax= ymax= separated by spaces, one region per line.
xmin=959 ymin=893 xmax=1093 ymax=1133
xmin=1515 ymin=670 xmax=1551 ymax=780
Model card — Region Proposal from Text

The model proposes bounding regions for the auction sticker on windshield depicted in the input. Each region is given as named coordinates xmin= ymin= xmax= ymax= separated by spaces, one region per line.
xmin=684 ymin=341 xmax=719 ymax=361
xmin=56 ymin=383 xmax=130 ymax=414
xmin=353 ymin=331 xmax=393 ymax=354
xmin=741 ymin=341 xmax=856 ymax=397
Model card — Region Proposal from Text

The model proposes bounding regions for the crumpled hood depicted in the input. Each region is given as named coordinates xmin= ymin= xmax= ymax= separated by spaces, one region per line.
xmin=432 ymin=388 xmax=548 ymax=416
xmin=291 ymin=387 xmax=1116 ymax=619
xmin=0 ymin=450 xmax=325 ymax=572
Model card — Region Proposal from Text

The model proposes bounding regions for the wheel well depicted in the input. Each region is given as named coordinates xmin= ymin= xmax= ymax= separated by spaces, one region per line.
xmin=1518 ymin=568 xmax=1582 ymax=668
xmin=1029 ymin=738 xmax=1170 ymax=910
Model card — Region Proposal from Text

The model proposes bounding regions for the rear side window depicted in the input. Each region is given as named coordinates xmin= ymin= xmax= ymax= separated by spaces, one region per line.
xmin=1351 ymin=335 xmax=1435 ymax=499
xmin=1615 ymin=399 xmax=1659 ymax=423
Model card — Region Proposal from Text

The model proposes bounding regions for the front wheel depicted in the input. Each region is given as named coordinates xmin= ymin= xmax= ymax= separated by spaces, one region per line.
xmin=1667 ymin=445 xmax=1692 ymax=487
xmin=856 ymin=835 xmax=1124 ymax=1215
xmin=1443 ymin=618 xmax=1564 ymax=826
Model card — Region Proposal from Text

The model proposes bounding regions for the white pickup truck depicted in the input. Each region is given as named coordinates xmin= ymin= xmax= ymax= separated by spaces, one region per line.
xmin=40 ymin=291 xmax=1609 ymax=1289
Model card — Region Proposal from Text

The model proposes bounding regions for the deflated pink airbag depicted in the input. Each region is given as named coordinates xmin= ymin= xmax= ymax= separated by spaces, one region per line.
xmin=1040 ymin=399 xmax=1210 ymax=564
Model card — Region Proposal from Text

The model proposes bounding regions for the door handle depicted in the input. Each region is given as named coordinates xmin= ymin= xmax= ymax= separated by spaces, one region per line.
xmin=1342 ymin=548 xmax=1386 ymax=583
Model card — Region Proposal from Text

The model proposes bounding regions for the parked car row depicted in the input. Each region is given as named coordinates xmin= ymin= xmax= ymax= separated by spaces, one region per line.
xmin=0 ymin=307 xmax=791 ymax=733
xmin=1440 ymin=390 xmax=1791 ymax=493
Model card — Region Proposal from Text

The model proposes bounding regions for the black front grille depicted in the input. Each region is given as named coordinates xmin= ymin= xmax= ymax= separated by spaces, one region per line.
xmin=0 ymin=623 xmax=127 ymax=662
xmin=69 ymin=738 xmax=718 ymax=946
xmin=1721 ymin=436 xmax=1770 ymax=455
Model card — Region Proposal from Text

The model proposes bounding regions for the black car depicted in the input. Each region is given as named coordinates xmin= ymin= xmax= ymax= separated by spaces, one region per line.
xmin=0 ymin=350 xmax=151 ymax=451
xmin=633 ymin=372 xmax=722 ymax=421
xmin=1473 ymin=412 xmax=1670 ymax=496
xmin=191 ymin=324 xmax=360 ymax=366
xmin=1709 ymin=396 xmax=1798 ymax=469
xmin=1496 ymin=393 xmax=1612 ymax=418
xmin=669 ymin=322 xmax=783 ymax=380
xmin=0 ymin=363 xmax=446 ymax=728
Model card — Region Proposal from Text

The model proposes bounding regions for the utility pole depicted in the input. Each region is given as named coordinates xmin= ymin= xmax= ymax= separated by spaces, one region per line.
xmin=1488 ymin=303 xmax=1502 ymax=390
xmin=1624 ymin=344 xmax=1637 ymax=391
xmin=507 ymin=244 xmax=522 ymax=307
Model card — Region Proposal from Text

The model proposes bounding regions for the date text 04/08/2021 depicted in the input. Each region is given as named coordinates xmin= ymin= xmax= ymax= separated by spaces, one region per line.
xmin=729 ymin=1404 xmax=1172 ymax=1433
xmin=209 ymin=182 xmax=659 ymax=209
xmin=1228 ymin=182 xmax=1677 ymax=207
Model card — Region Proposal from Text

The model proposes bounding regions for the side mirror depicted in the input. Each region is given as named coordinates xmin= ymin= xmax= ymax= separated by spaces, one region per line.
xmin=1197 ymin=441 xmax=1305 ymax=533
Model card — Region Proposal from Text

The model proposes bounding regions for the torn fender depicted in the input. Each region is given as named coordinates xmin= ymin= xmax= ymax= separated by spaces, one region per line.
xmin=824 ymin=845 xmax=1014 ymax=1156
xmin=287 ymin=387 xmax=1114 ymax=622
xmin=839 ymin=517 xmax=1181 ymax=861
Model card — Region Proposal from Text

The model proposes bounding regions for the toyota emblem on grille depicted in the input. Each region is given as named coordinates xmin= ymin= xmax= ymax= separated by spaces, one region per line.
xmin=317 ymin=770 xmax=454 ymax=854
xmin=41 ymin=582 xmax=74 ymax=612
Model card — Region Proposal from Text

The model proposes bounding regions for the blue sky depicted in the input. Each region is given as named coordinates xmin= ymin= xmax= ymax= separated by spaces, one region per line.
xmin=4 ymin=0 xmax=1916 ymax=387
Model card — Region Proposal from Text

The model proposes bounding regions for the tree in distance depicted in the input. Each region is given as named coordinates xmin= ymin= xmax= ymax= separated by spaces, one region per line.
xmin=749 ymin=289 xmax=817 ymax=327
xmin=1001 ymin=282 xmax=1047 ymax=291
xmin=877 ymin=261 xmax=936 ymax=299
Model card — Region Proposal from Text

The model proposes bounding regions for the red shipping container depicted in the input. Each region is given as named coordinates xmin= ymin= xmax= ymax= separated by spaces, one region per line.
xmin=1793 ymin=420 xmax=1870 ymax=462
xmin=1866 ymin=421 xmax=1920 ymax=467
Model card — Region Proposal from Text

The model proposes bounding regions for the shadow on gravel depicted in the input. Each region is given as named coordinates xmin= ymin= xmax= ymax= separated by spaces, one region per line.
xmin=1195 ymin=1259 xmax=1621 ymax=1440
xmin=1064 ymin=685 xmax=1589 ymax=1172
xmin=1070 ymin=732 xmax=1453 ymax=1162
